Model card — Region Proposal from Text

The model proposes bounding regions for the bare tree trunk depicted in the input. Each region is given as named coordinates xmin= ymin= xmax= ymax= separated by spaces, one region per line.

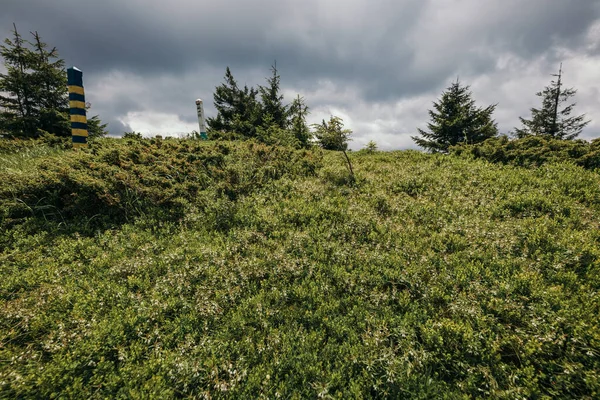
xmin=342 ymin=150 xmax=354 ymax=182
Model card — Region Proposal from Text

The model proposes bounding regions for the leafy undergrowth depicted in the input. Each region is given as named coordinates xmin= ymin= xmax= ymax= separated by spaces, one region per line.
xmin=450 ymin=135 xmax=600 ymax=170
xmin=0 ymin=137 xmax=321 ymax=249
xmin=1 ymin=138 xmax=599 ymax=398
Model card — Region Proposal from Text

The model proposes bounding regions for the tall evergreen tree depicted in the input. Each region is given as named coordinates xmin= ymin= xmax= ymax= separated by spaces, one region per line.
xmin=412 ymin=80 xmax=498 ymax=153
xmin=0 ymin=24 xmax=38 ymax=137
xmin=288 ymin=94 xmax=311 ymax=147
xmin=206 ymin=67 xmax=239 ymax=132
xmin=206 ymin=67 xmax=261 ymax=138
xmin=207 ymin=64 xmax=312 ymax=146
xmin=259 ymin=62 xmax=288 ymax=129
xmin=514 ymin=65 xmax=590 ymax=140
xmin=0 ymin=25 xmax=97 ymax=139
xmin=30 ymin=30 xmax=69 ymax=136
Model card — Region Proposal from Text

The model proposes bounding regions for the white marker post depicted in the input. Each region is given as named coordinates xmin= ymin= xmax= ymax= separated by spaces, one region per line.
xmin=195 ymin=99 xmax=208 ymax=140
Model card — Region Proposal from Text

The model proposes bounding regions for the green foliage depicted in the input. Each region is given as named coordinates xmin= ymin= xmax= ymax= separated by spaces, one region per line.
xmin=0 ymin=138 xmax=322 ymax=246
xmin=0 ymin=134 xmax=69 ymax=155
xmin=30 ymin=31 xmax=70 ymax=137
xmin=1 ymin=139 xmax=599 ymax=398
xmin=259 ymin=62 xmax=288 ymax=130
xmin=207 ymin=66 xmax=312 ymax=149
xmin=364 ymin=140 xmax=378 ymax=152
xmin=0 ymin=25 xmax=108 ymax=140
xmin=412 ymin=80 xmax=498 ymax=153
xmin=256 ymin=114 xmax=300 ymax=148
xmin=87 ymin=114 xmax=109 ymax=139
xmin=0 ymin=25 xmax=69 ymax=138
xmin=289 ymin=94 xmax=311 ymax=147
xmin=450 ymin=135 xmax=600 ymax=170
xmin=0 ymin=24 xmax=46 ymax=137
xmin=206 ymin=67 xmax=262 ymax=138
xmin=206 ymin=128 xmax=246 ymax=141
xmin=313 ymin=115 xmax=354 ymax=182
xmin=122 ymin=131 xmax=144 ymax=140
xmin=515 ymin=66 xmax=590 ymax=140
xmin=313 ymin=115 xmax=351 ymax=151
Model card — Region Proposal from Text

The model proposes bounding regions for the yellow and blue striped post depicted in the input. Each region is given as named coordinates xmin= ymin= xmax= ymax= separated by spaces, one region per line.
xmin=67 ymin=67 xmax=88 ymax=148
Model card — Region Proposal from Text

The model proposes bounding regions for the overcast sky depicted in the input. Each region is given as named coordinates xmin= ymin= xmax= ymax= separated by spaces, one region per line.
xmin=2 ymin=0 xmax=599 ymax=149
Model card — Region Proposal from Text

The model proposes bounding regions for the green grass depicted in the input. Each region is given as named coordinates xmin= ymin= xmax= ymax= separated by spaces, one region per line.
xmin=0 ymin=145 xmax=63 ymax=173
xmin=1 ymin=138 xmax=599 ymax=398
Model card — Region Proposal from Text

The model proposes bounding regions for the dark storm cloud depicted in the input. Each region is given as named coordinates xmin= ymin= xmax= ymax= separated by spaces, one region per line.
xmin=2 ymin=0 xmax=597 ymax=95
xmin=1 ymin=0 xmax=433 ymax=97
xmin=1 ymin=0 xmax=599 ymax=144
xmin=105 ymin=119 xmax=133 ymax=137
xmin=1 ymin=0 xmax=343 ymax=75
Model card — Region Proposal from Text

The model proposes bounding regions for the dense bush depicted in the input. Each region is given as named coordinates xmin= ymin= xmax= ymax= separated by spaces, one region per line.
xmin=0 ymin=138 xmax=322 ymax=248
xmin=450 ymin=135 xmax=600 ymax=170
xmin=0 ymin=134 xmax=70 ymax=154
xmin=1 ymin=139 xmax=599 ymax=398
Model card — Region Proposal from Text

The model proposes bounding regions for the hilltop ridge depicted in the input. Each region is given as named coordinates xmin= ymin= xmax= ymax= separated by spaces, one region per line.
xmin=1 ymin=138 xmax=599 ymax=398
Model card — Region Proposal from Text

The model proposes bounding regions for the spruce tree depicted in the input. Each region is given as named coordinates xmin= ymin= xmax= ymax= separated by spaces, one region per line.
xmin=288 ymin=94 xmax=311 ymax=148
xmin=30 ymin=31 xmax=69 ymax=137
xmin=206 ymin=67 xmax=238 ymax=132
xmin=206 ymin=67 xmax=261 ymax=138
xmin=0 ymin=25 xmax=96 ymax=139
xmin=0 ymin=24 xmax=38 ymax=137
xmin=412 ymin=80 xmax=498 ymax=153
xmin=514 ymin=65 xmax=590 ymax=140
xmin=259 ymin=62 xmax=288 ymax=129
xmin=87 ymin=114 xmax=108 ymax=138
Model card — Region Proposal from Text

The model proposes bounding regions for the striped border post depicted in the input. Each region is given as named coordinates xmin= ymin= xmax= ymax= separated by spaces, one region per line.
xmin=195 ymin=99 xmax=208 ymax=140
xmin=67 ymin=67 xmax=88 ymax=148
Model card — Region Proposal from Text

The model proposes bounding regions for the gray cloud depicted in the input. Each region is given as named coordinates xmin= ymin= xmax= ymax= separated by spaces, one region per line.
xmin=105 ymin=119 xmax=133 ymax=137
xmin=1 ymin=0 xmax=599 ymax=148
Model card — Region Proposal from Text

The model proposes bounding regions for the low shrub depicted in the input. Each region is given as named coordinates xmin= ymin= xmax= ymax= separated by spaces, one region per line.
xmin=450 ymin=135 xmax=600 ymax=170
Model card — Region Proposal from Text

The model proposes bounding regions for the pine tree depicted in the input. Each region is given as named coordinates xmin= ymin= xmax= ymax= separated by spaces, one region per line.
xmin=313 ymin=115 xmax=354 ymax=180
xmin=207 ymin=64 xmax=312 ymax=146
xmin=313 ymin=116 xmax=351 ymax=151
xmin=206 ymin=67 xmax=238 ymax=132
xmin=206 ymin=67 xmax=261 ymax=138
xmin=87 ymin=114 xmax=108 ymax=138
xmin=514 ymin=65 xmax=590 ymax=140
xmin=288 ymin=94 xmax=311 ymax=148
xmin=412 ymin=80 xmax=498 ymax=153
xmin=0 ymin=25 xmax=98 ymax=139
xmin=259 ymin=62 xmax=288 ymax=129
xmin=0 ymin=24 xmax=38 ymax=137
xmin=30 ymin=30 xmax=69 ymax=137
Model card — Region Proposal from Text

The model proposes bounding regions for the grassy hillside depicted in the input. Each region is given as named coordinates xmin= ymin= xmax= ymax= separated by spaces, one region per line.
xmin=1 ymin=137 xmax=599 ymax=398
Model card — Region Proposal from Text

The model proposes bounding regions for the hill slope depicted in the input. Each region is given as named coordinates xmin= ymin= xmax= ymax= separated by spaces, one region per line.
xmin=1 ymin=138 xmax=599 ymax=398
